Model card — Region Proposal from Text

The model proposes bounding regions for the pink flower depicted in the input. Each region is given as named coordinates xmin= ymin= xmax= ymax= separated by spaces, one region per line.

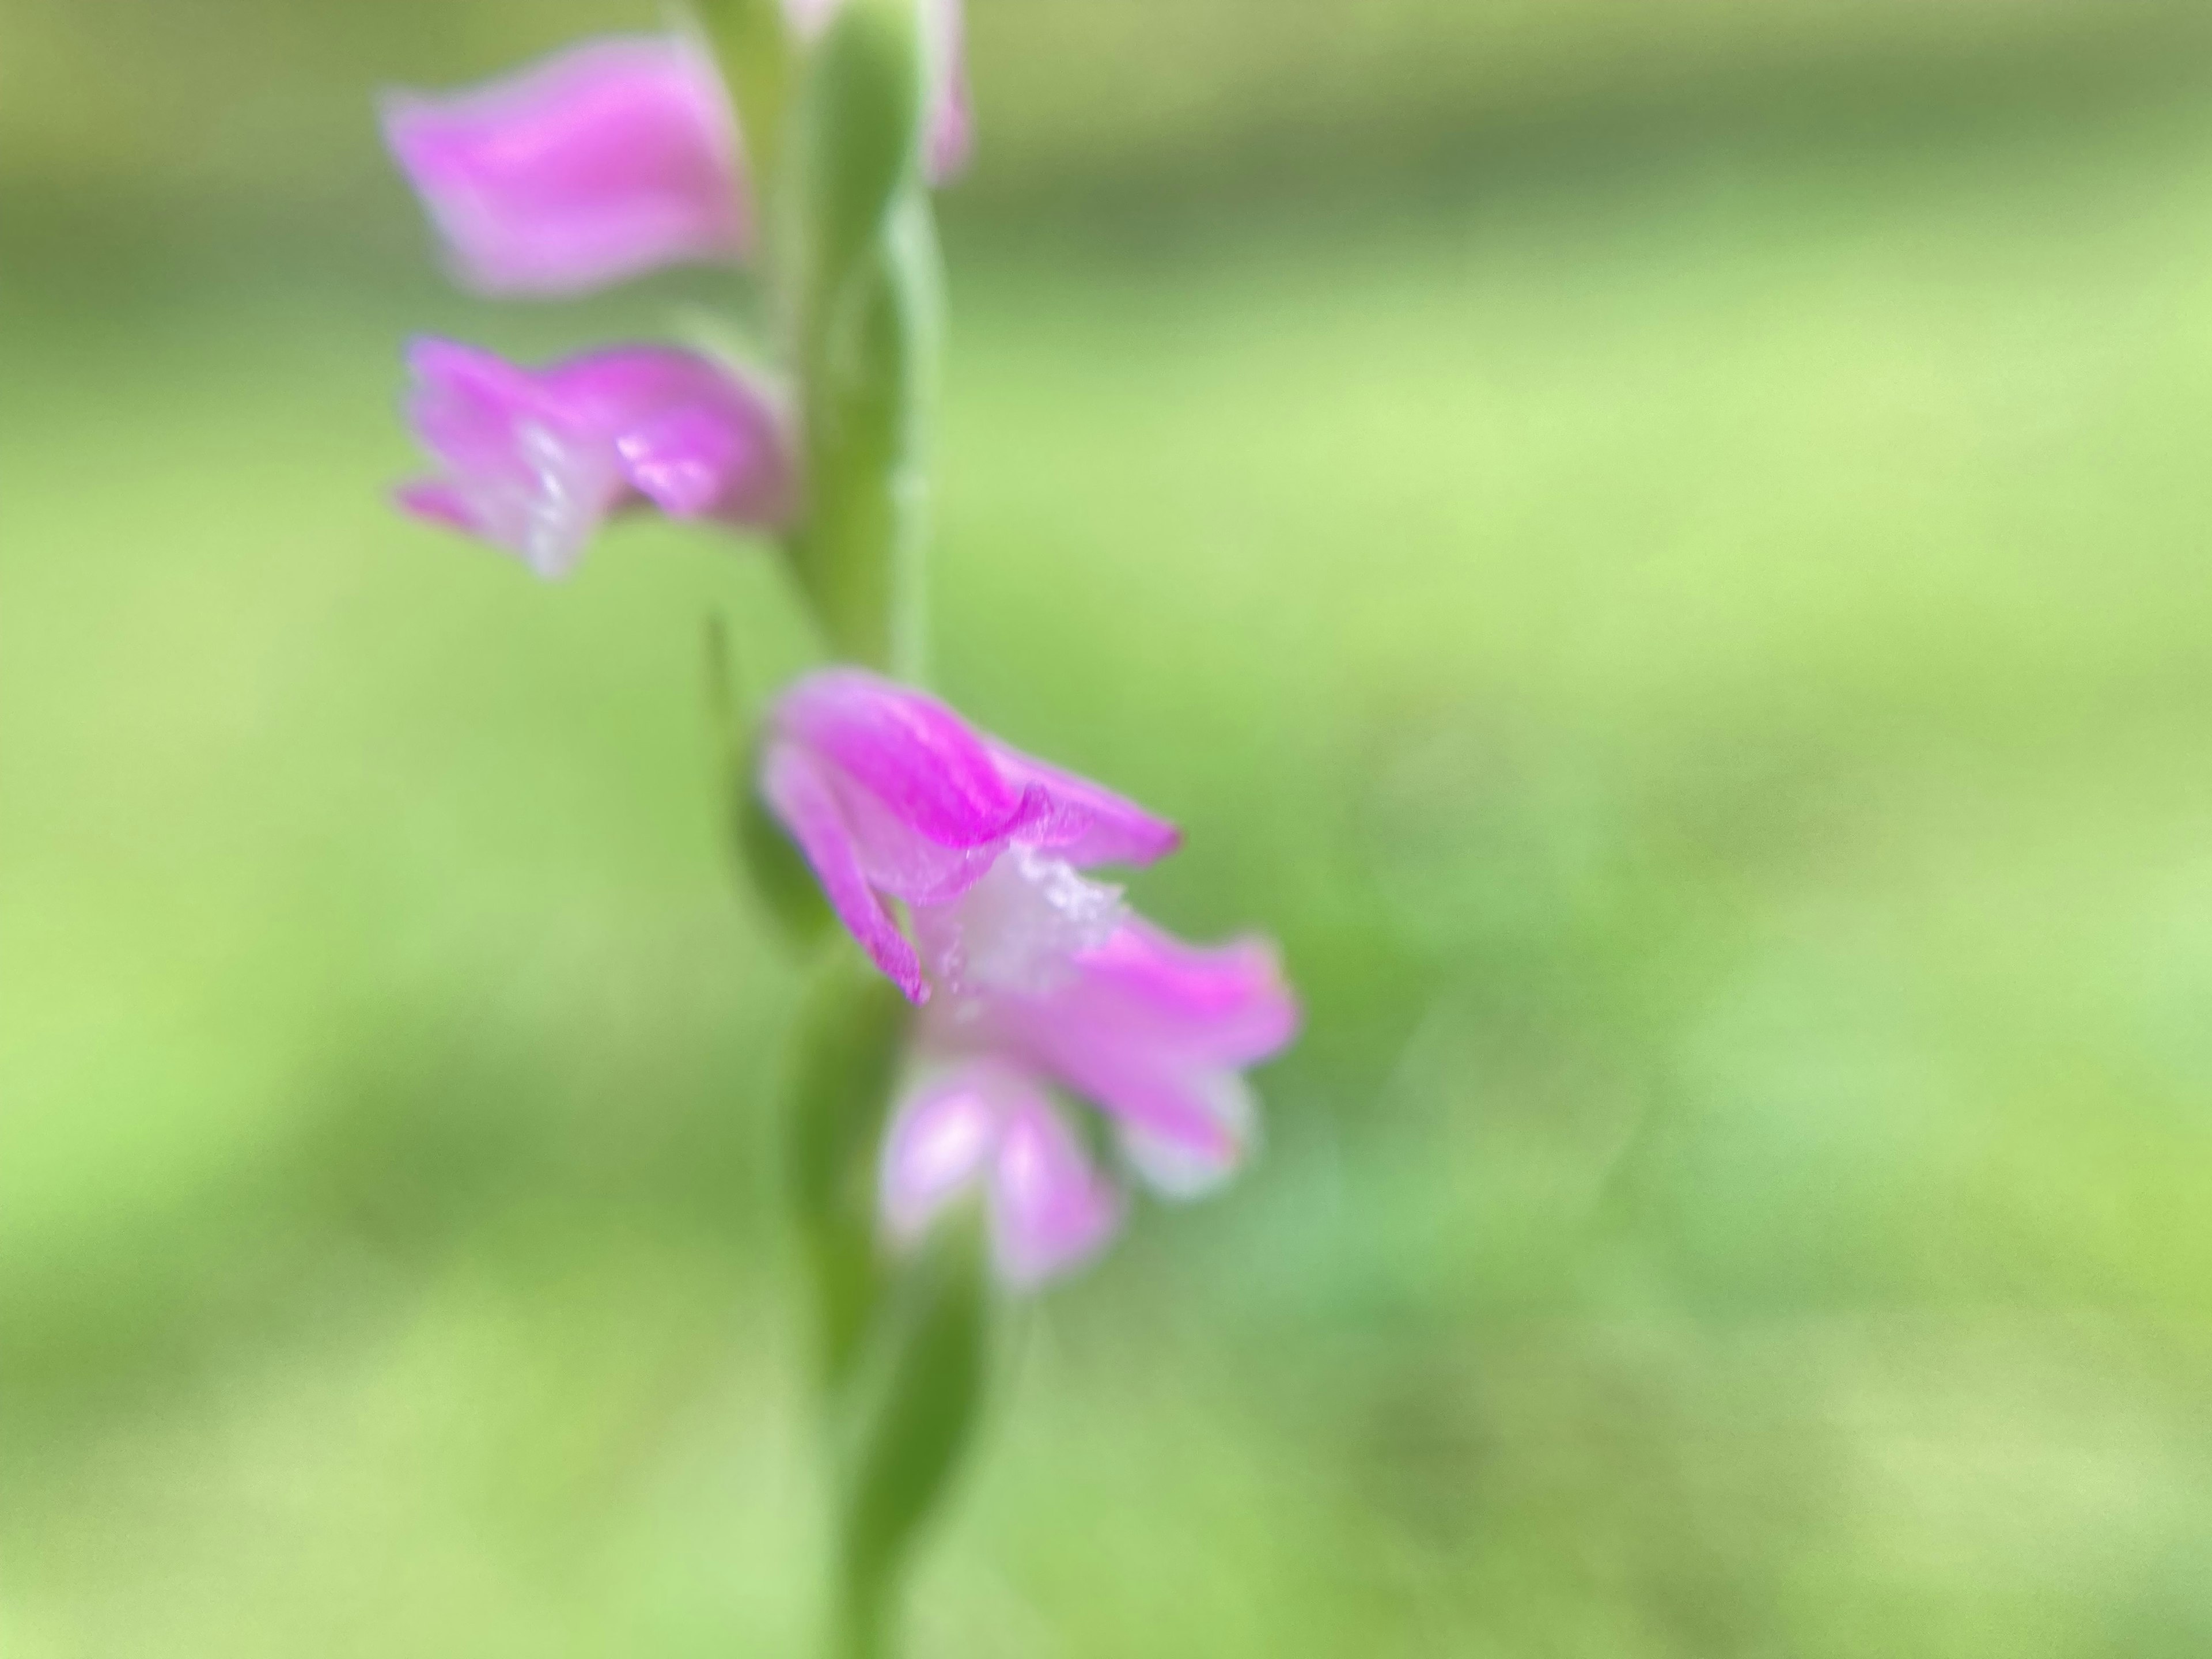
xmin=395 ymin=339 xmax=791 ymax=577
xmin=381 ymin=17 xmax=972 ymax=298
xmin=880 ymin=1061 xmax=1122 ymax=1287
xmin=881 ymin=900 xmax=1298 ymax=1285
xmin=380 ymin=36 xmax=748 ymax=297
xmin=922 ymin=913 xmax=1298 ymax=1199
xmin=760 ymin=672 xmax=1297 ymax=1282
xmin=759 ymin=670 xmax=1180 ymax=1003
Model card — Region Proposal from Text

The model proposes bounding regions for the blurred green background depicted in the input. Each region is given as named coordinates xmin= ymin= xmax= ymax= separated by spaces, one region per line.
xmin=9 ymin=1 xmax=2212 ymax=1653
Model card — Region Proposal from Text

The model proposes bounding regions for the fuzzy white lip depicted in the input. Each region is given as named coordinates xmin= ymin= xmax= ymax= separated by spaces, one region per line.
xmin=915 ymin=847 xmax=1126 ymax=999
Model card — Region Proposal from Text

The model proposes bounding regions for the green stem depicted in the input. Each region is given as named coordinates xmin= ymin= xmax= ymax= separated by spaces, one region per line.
xmin=700 ymin=6 xmax=964 ymax=1656
xmin=791 ymin=187 xmax=940 ymax=677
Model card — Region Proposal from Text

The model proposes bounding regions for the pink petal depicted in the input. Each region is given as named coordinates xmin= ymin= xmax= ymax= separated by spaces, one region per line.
xmin=919 ymin=915 xmax=1297 ymax=1188
xmin=774 ymin=672 xmax=1042 ymax=853
xmin=1063 ymin=920 xmax=1301 ymax=1067
xmin=880 ymin=1069 xmax=1002 ymax=1244
xmin=380 ymin=35 xmax=746 ymax=297
xmin=1022 ymin=1039 xmax=1251 ymax=1181
xmin=760 ymin=741 xmax=928 ymax=1003
xmin=760 ymin=673 xmax=1185 ymax=1000
xmin=396 ymin=339 xmax=791 ymax=577
xmin=1111 ymin=1071 xmax=1257 ymax=1200
xmin=879 ymin=1064 xmax=1123 ymax=1287
xmin=983 ymin=739 xmax=1181 ymax=868
xmin=397 ymin=338 xmax=622 ymax=577
xmin=992 ymin=1093 xmax=1123 ymax=1285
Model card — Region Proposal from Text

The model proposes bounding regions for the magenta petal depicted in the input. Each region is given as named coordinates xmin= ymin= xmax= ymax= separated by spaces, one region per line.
xmin=762 ymin=741 xmax=928 ymax=1003
xmin=760 ymin=672 xmax=1185 ymax=1001
xmin=983 ymin=740 xmax=1181 ymax=868
xmin=618 ymin=402 xmax=784 ymax=522
xmin=774 ymin=672 xmax=1038 ymax=853
xmin=397 ymin=339 xmax=791 ymax=575
xmin=399 ymin=338 xmax=621 ymax=576
xmin=993 ymin=1093 xmax=1123 ymax=1285
xmin=1065 ymin=920 xmax=1301 ymax=1067
xmin=392 ymin=479 xmax=479 ymax=536
xmin=380 ymin=35 xmax=746 ymax=297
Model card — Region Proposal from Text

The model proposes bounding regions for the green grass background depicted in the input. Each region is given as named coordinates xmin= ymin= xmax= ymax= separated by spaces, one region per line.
xmin=7 ymin=2 xmax=2212 ymax=1653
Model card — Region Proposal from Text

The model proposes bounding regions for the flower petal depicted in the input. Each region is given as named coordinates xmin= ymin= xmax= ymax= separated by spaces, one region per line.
xmin=760 ymin=740 xmax=927 ymax=1002
xmin=396 ymin=340 xmax=790 ymax=575
xmin=918 ymin=915 xmax=1296 ymax=1184
xmin=397 ymin=338 xmax=622 ymax=577
xmin=880 ymin=1067 xmax=1003 ymax=1244
xmin=993 ymin=1091 xmax=1123 ymax=1285
xmin=1063 ymin=919 xmax=1301 ymax=1067
xmin=774 ymin=671 xmax=1039 ymax=853
xmin=1025 ymin=1039 xmax=1251 ymax=1180
xmin=983 ymin=739 xmax=1181 ymax=868
xmin=1112 ymin=1070 xmax=1257 ymax=1199
xmin=380 ymin=35 xmax=745 ymax=297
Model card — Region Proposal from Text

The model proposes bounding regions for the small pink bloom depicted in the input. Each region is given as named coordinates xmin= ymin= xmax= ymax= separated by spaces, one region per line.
xmin=395 ymin=339 xmax=791 ymax=577
xmin=881 ymin=1061 xmax=1123 ymax=1286
xmin=380 ymin=36 xmax=747 ymax=297
xmin=381 ymin=17 xmax=972 ymax=300
xmin=760 ymin=671 xmax=1180 ymax=1003
xmin=922 ymin=909 xmax=1300 ymax=1198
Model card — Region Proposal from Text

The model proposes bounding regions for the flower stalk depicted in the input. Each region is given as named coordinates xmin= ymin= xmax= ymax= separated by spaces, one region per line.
xmin=702 ymin=3 xmax=977 ymax=1648
xmin=378 ymin=5 xmax=1295 ymax=1653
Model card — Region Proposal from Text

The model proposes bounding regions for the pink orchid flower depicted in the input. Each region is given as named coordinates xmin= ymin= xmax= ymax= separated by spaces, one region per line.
xmin=881 ymin=906 xmax=1298 ymax=1283
xmin=381 ymin=12 xmax=971 ymax=299
xmin=380 ymin=36 xmax=748 ymax=297
xmin=395 ymin=338 xmax=791 ymax=578
xmin=759 ymin=670 xmax=1180 ymax=1003
xmin=762 ymin=671 xmax=1298 ymax=1283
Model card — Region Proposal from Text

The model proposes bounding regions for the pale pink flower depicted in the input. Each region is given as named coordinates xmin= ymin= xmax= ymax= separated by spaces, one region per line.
xmin=759 ymin=670 xmax=1180 ymax=1003
xmin=381 ymin=16 xmax=972 ymax=298
xmin=395 ymin=339 xmax=791 ymax=577
xmin=879 ymin=904 xmax=1298 ymax=1284
xmin=921 ymin=908 xmax=1298 ymax=1198
xmin=381 ymin=36 xmax=747 ymax=297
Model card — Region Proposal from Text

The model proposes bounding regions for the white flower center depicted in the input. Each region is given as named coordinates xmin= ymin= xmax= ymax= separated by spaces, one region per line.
xmin=915 ymin=846 xmax=1124 ymax=998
